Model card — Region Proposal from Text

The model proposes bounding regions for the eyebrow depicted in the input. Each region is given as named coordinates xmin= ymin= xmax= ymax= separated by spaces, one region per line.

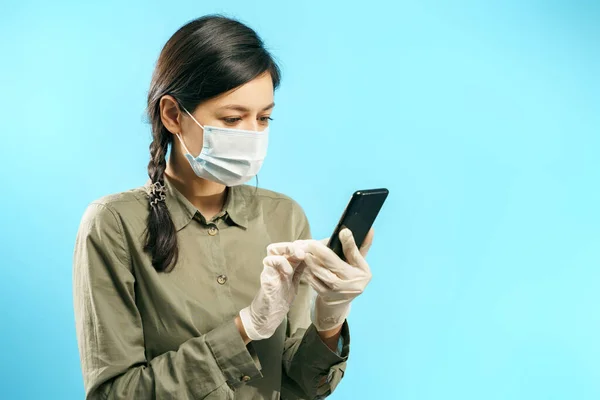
xmin=217 ymin=102 xmax=275 ymax=112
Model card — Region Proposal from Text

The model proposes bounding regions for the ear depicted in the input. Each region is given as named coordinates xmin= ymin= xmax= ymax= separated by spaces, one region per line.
xmin=159 ymin=95 xmax=183 ymax=135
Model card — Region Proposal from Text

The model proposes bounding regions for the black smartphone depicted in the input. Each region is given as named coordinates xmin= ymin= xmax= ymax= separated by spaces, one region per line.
xmin=327 ymin=188 xmax=389 ymax=261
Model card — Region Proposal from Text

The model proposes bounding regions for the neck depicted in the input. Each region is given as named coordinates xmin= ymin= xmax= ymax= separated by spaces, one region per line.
xmin=165 ymin=150 xmax=227 ymax=219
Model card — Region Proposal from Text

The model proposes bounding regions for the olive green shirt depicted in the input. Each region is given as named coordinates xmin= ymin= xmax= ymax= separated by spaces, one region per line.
xmin=73 ymin=178 xmax=350 ymax=400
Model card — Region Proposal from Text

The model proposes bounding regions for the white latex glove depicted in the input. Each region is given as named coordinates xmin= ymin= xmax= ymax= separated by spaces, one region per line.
xmin=239 ymin=250 xmax=306 ymax=341
xmin=266 ymin=242 xmax=306 ymax=269
xmin=294 ymin=228 xmax=374 ymax=331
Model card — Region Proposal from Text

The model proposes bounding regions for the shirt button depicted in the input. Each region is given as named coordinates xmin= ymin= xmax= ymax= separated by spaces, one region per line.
xmin=207 ymin=225 xmax=218 ymax=236
xmin=217 ymin=274 xmax=227 ymax=285
xmin=241 ymin=375 xmax=251 ymax=382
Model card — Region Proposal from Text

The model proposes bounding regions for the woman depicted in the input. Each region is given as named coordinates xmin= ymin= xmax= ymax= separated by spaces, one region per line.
xmin=73 ymin=15 xmax=374 ymax=400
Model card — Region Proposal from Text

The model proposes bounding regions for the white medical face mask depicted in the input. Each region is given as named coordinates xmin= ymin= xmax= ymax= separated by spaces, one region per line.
xmin=176 ymin=107 xmax=269 ymax=186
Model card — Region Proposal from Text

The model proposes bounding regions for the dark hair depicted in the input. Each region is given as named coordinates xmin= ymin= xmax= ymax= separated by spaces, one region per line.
xmin=145 ymin=15 xmax=281 ymax=272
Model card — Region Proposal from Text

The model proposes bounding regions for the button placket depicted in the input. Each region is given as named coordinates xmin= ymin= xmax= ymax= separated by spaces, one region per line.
xmin=208 ymin=224 xmax=226 ymax=285
xmin=207 ymin=219 xmax=237 ymax=316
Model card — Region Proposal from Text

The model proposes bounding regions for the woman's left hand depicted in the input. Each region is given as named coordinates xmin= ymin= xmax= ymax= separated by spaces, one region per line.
xmin=269 ymin=228 xmax=374 ymax=332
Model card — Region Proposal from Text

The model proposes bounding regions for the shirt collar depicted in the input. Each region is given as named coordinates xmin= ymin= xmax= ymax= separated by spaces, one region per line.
xmin=145 ymin=178 xmax=249 ymax=231
xmin=224 ymin=185 xmax=248 ymax=229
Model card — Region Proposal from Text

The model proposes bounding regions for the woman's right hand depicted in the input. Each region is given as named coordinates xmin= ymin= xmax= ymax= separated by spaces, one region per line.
xmin=239 ymin=247 xmax=306 ymax=341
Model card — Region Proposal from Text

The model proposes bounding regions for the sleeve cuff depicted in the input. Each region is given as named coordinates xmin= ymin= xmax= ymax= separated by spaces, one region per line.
xmin=285 ymin=320 xmax=350 ymax=398
xmin=308 ymin=321 xmax=350 ymax=366
xmin=205 ymin=319 xmax=263 ymax=390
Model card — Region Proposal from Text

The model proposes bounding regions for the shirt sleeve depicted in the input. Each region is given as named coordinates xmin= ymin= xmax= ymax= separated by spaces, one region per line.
xmin=73 ymin=203 xmax=262 ymax=400
xmin=280 ymin=202 xmax=350 ymax=400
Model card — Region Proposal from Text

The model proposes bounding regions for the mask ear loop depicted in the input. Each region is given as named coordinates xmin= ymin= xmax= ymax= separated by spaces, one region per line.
xmin=175 ymin=133 xmax=193 ymax=156
xmin=176 ymin=105 xmax=205 ymax=157
xmin=181 ymin=106 xmax=205 ymax=130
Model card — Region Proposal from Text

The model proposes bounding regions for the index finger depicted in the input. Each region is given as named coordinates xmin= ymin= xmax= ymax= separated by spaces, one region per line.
xmin=267 ymin=242 xmax=306 ymax=260
xmin=293 ymin=239 xmax=344 ymax=270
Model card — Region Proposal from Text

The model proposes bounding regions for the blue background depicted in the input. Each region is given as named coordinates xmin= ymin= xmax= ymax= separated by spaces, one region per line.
xmin=1 ymin=1 xmax=599 ymax=399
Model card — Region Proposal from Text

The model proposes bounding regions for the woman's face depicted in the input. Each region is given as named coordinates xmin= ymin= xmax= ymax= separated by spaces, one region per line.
xmin=166 ymin=72 xmax=275 ymax=157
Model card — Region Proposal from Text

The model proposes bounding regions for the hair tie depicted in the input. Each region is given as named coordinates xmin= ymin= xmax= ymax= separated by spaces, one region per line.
xmin=147 ymin=181 xmax=166 ymax=206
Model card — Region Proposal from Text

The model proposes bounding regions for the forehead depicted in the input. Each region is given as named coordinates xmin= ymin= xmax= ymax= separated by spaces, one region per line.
xmin=209 ymin=73 xmax=274 ymax=109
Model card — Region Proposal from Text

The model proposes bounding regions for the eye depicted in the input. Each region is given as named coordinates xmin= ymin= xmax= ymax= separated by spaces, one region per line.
xmin=222 ymin=117 xmax=242 ymax=125
xmin=259 ymin=116 xmax=273 ymax=125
